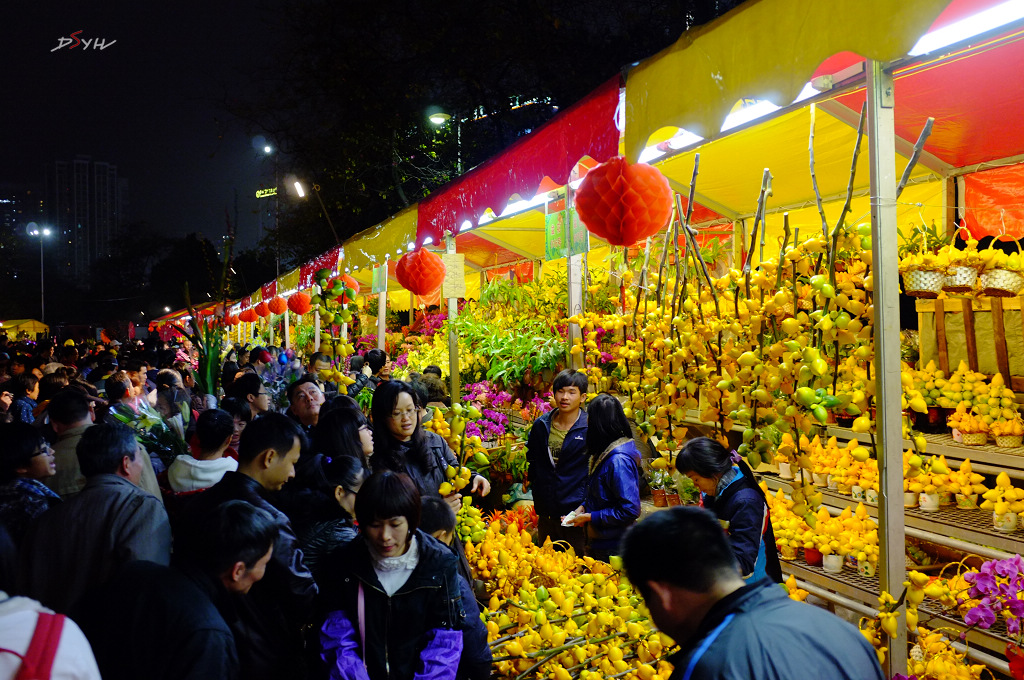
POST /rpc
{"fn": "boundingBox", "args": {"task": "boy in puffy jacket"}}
[420,496,492,680]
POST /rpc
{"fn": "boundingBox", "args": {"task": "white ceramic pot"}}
[994,511,1019,534]
[956,493,978,509]
[822,554,844,574]
[919,492,941,512]
[812,472,828,487]
[857,559,876,578]
[851,485,866,501]
[865,488,878,505]
[778,462,794,480]
[827,474,838,491]
[904,492,919,508]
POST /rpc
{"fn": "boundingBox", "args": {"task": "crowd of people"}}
[0,333,883,680]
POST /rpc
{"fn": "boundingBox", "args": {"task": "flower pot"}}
[812,472,828,487]
[919,492,941,512]
[803,547,823,567]
[837,484,852,496]
[865,488,879,505]
[914,406,946,434]
[779,545,798,561]
[857,559,876,578]
[665,492,681,507]
[961,432,988,446]
[940,491,955,506]
[996,435,1023,448]
[904,491,920,508]
[834,413,856,429]
[827,474,838,491]
[778,462,794,480]
[956,493,979,509]
[851,485,866,502]
[652,489,667,507]
[822,554,844,574]
[994,511,1019,533]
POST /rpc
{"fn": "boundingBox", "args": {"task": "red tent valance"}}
[261,281,277,300]
[300,246,343,289]
[416,76,622,247]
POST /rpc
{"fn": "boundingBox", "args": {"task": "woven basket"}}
[902,268,944,298]
[942,265,978,294]
[995,434,1023,448]
[979,269,1024,297]
[961,432,988,446]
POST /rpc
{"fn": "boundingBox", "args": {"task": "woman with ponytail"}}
[674,437,782,583]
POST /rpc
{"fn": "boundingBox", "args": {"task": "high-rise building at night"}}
[44,156,127,280]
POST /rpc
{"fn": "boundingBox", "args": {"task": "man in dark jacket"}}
[20,422,172,612]
[72,500,278,680]
[621,507,885,680]
[525,369,589,553]
[176,412,317,680]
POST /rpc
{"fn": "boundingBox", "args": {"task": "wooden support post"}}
[445,233,460,402]
[314,310,321,352]
[934,299,948,374]
[962,298,979,372]
[992,297,1011,382]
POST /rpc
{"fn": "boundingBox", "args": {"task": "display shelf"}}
[780,559,1012,657]
[763,474,1024,554]
[826,426,1024,472]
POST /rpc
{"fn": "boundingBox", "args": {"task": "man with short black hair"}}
[20,423,172,612]
[73,500,279,680]
[45,388,95,496]
[621,507,884,680]
[285,375,324,432]
[526,368,590,552]
[226,373,271,420]
[176,413,316,680]
[167,408,238,493]
[364,348,389,387]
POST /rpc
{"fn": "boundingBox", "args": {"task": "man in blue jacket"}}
[525,369,589,554]
[621,507,885,680]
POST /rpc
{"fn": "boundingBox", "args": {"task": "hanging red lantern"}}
[239,308,258,323]
[336,274,361,304]
[225,314,239,326]
[396,249,446,296]
[288,291,313,315]
[267,296,287,315]
[574,155,673,246]
[253,302,269,318]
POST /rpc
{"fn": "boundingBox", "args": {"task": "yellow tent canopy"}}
[1,319,49,336]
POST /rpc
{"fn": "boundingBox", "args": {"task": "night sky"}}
[2,1,278,249]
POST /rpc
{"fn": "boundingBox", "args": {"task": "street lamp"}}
[427,107,461,173]
[25,223,51,324]
[293,181,340,245]
[261,145,281,278]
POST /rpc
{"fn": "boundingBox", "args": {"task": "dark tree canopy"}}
[232,0,744,264]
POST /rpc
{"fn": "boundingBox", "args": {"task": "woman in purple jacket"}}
[567,393,641,561]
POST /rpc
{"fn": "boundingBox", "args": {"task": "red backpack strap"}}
[15,612,65,680]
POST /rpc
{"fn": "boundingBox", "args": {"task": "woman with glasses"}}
[0,421,60,545]
[371,381,490,509]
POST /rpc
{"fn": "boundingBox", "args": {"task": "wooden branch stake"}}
[743,168,773,298]
[809,103,830,241]
[896,117,935,198]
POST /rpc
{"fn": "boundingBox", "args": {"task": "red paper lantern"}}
[225,315,239,326]
[267,296,287,315]
[254,302,269,318]
[396,249,446,296]
[336,274,361,303]
[288,291,313,315]
[239,308,258,323]
[574,155,673,246]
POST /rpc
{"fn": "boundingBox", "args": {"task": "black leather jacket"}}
[319,530,465,680]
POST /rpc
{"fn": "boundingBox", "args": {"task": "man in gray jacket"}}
[20,422,172,612]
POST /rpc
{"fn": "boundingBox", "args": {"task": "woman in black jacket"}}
[319,471,466,680]
[371,381,489,505]
[675,437,782,583]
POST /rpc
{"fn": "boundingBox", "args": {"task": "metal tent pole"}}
[867,59,907,678]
